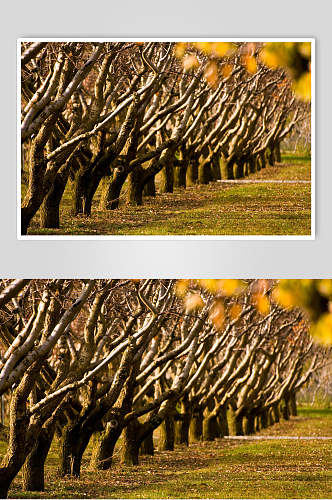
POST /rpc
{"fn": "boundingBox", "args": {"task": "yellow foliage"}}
[221,63,233,78]
[184,293,204,311]
[212,42,235,57]
[194,42,213,54]
[217,279,245,296]
[204,62,218,87]
[310,313,332,345]
[198,279,218,293]
[209,299,225,330]
[292,72,311,102]
[175,279,189,298]
[183,54,199,71]
[175,42,187,58]
[243,55,258,74]
[229,303,242,320]
[317,280,332,298]
[252,293,270,315]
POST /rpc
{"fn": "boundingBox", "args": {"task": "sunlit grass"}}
[22,154,312,236]
[1,407,331,498]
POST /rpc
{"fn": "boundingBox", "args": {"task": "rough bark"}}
[174,164,187,188]
[121,420,141,465]
[90,422,122,470]
[127,166,144,206]
[233,160,244,179]
[99,170,128,210]
[140,431,154,455]
[22,427,54,491]
[159,415,175,451]
[39,174,68,228]
[189,409,203,443]
[160,164,174,193]
[290,393,297,417]
[186,158,198,186]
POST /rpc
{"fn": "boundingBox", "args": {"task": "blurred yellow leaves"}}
[242,55,258,74]
[273,279,332,345]
[176,279,332,346]
[183,54,199,71]
[260,42,311,101]
[175,41,311,100]
[292,72,311,102]
[311,314,332,345]
[209,299,225,329]
[229,303,242,320]
[221,63,233,78]
[184,293,204,312]
[175,42,187,58]
[251,293,270,315]
[204,62,218,87]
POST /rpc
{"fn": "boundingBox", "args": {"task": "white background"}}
[1,0,329,278]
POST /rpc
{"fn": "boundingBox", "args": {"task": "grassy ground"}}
[24,154,312,236]
[1,407,331,499]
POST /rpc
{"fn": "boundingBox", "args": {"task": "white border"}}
[17,37,315,241]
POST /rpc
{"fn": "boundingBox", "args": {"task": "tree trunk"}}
[143,176,156,197]
[90,421,122,470]
[39,174,68,228]
[160,164,174,193]
[221,159,234,180]
[58,423,83,477]
[233,161,244,179]
[228,407,244,436]
[186,158,198,186]
[260,410,269,429]
[211,156,221,181]
[174,164,187,188]
[159,415,175,451]
[99,168,128,210]
[22,427,54,491]
[174,404,191,446]
[268,407,275,426]
[268,147,275,166]
[189,409,203,443]
[260,153,266,169]
[290,393,297,416]
[127,167,144,206]
[275,143,281,163]
[72,172,95,216]
[248,157,257,174]
[255,415,260,432]
[202,414,219,441]
[282,396,291,420]
[198,161,212,185]
[272,403,280,423]
[0,469,13,499]
[121,420,140,465]
[243,412,256,435]
[140,431,154,456]
[217,406,229,437]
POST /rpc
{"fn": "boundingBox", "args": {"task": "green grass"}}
[23,154,311,236]
[1,407,331,498]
